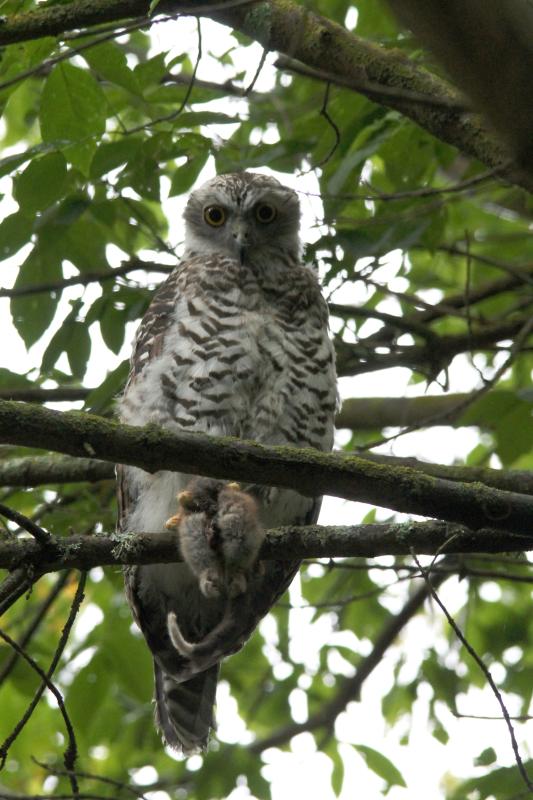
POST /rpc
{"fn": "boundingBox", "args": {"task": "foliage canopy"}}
[1,1,533,798]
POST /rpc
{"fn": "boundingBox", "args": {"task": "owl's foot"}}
[165,512,183,530]
[199,567,224,599]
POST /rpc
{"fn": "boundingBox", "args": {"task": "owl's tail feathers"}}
[153,660,219,754]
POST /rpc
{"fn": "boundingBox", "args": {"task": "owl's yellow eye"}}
[255,203,277,224]
[204,206,226,227]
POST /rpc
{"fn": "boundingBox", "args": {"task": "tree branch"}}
[1,521,532,575]
[0,0,529,189]
[336,314,533,377]
[0,259,173,299]
[2,449,532,499]
[0,455,113,486]
[386,0,533,170]
[1,400,533,534]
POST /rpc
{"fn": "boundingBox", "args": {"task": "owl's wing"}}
[124,268,181,388]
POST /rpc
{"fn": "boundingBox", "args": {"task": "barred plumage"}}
[118,172,337,753]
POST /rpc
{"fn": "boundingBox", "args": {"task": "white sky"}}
[0,12,529,800]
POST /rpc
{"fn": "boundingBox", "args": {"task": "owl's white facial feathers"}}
[183,172,301,263]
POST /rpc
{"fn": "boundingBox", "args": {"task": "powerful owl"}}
[117,172,337,753]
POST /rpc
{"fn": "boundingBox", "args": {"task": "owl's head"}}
[183,172,301,264]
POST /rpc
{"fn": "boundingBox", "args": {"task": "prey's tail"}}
[153,660,219,753]
[167,602,245,679]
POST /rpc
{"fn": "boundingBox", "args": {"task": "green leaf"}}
[82,41,141,95]
[169,150,209,196]
[84,360,130,414]
[40,63,107,175]
[353,745,407,790]
[0,212,33,260]
[14,152,68,213]
[10,247,62,348]
[475,747,497,766]
[66,321,91,379]
[90,138,143,178]
[326,742,345,796]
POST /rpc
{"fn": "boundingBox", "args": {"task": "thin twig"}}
[33,759,151,800]
[313,82,341,168]
[244,45,268,95]
[122,16,203,134]
[0,259,173,299]
[412,553,533,794]
[0,571,72,685]
[0,572,86,795]
[0,503,55,548]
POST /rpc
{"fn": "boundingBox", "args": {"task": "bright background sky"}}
[0,11,525,800]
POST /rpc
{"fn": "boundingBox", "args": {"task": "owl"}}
[118,171,337,754]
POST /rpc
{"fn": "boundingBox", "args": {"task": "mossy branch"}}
[1,400,533,535]
[2,451,533,501]
[0,0,528,189]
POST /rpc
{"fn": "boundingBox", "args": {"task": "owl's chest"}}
[123,268,336,451]
[158,302,297,435]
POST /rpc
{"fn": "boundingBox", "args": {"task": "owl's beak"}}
[231,221,250,264]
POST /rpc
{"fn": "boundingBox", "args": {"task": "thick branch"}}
[0,0,529,189]
[1,400,533,535]
[1,522,531,574]
[0,455,113,486]
[363,453,533,497]
[2,451,532,499]
[386,0,533,168]
[0,388,520,434]
[337,393,474,430]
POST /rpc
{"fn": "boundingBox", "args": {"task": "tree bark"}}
[0,0,529,189]
[1,400,533,535]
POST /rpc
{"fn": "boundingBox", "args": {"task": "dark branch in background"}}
[0,571,72,686]
[0,258,173,299]
[0,567,37,616]
[0,573,86,798]
[359,260,533,343]
[0,503,55,548]
[0,455,113,485]
[336,313,533,377]
[3,400,533,534]
[1,522,532,577]
[413,553,533,793]
[0,0,529,190]
[250,563,450,752]
[336,393,480,430]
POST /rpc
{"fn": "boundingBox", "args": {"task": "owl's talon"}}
[165,513,182,530]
